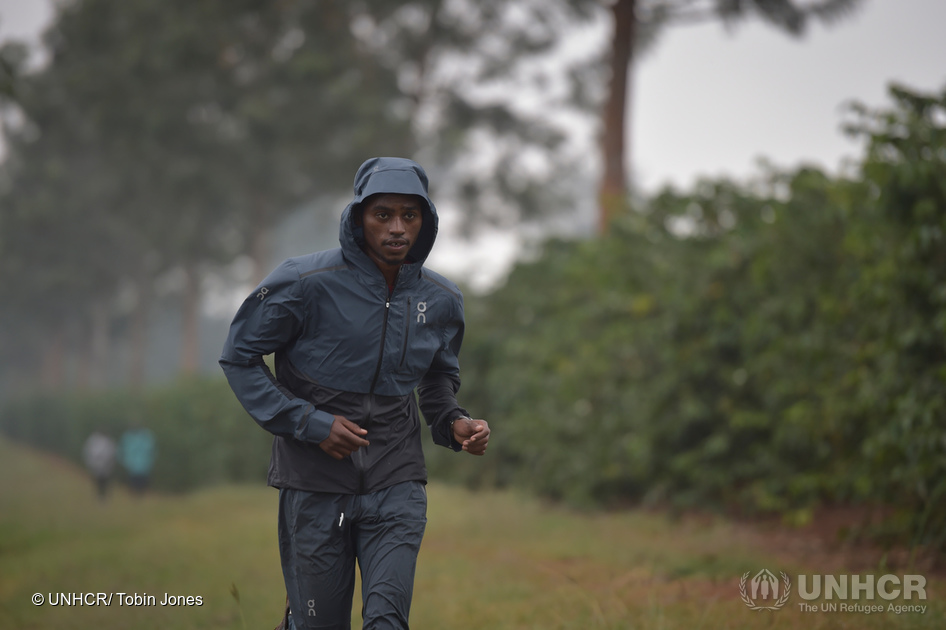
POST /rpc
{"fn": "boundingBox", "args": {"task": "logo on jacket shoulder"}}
[416,301,427,324]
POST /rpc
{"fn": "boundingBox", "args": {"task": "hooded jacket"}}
[220,157,469,494]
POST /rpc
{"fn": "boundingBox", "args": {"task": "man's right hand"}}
[319,416,369,460]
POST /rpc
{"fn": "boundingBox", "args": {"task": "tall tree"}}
[0,43,20,100]
[1,0,420,385]
[345,0,601,232]
[597,0,865,233]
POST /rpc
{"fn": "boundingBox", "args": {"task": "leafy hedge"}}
[0,378,273,492]
[453,85,946,552]
[0,375,475,494]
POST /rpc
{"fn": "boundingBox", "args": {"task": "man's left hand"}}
[452,418,489,455]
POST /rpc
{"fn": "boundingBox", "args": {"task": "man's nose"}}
[390,216,405,234]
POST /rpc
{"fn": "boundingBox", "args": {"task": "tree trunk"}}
[598,0,636,235]
[129,270,152,389]
[75,315,91,391]
[40,325,66,390]
[86,299,110,389]
[179,262,201,375]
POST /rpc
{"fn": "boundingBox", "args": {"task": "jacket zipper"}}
[399,297,412,368]
[359,285,394,494]
[368,297,391,394]
[353,396,374,495]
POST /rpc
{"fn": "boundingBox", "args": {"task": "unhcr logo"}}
[739,569,791,610]
[738,570,929,614]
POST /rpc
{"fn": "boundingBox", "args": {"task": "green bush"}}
[0,378,272,492]
[452,85,946,552]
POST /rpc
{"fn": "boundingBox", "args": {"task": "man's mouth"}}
[384,240,408,250]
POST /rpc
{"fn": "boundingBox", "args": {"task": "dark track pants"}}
[279,481,427,630]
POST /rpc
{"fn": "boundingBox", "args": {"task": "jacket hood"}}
[340,157,439,269]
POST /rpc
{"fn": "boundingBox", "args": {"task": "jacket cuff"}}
[438,408,469,452]
[297,407,335,443]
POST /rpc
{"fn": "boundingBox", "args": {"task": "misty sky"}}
[632,0,946,190]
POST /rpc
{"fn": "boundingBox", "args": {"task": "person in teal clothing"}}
[120,423,156,495]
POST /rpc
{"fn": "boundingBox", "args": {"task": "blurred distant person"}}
[220,157,490,630]
[120,422,155,495]
[82,430,116,502]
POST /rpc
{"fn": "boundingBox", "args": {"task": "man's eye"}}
[376,213,388,220]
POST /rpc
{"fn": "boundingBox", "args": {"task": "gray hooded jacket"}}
[220,157,469,494]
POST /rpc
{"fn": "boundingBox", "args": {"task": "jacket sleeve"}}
[417,292,470,452]
[219,259,335,443]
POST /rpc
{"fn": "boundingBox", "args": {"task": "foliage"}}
[590,0,865,232]
[0,0,870,387]
[455,83,946,551]
[0,0,586,389]
[0,0,428,381]
[841,83,946,550]
[2,84,943,556]
[0,378,272,492]
[0,40,25,100]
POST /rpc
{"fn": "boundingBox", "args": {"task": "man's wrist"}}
[450,416,470,435]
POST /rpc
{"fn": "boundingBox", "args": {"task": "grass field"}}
[0,436,942,629]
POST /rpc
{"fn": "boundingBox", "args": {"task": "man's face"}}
[357,193,425,271]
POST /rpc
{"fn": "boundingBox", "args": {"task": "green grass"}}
[0,436,942,629]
